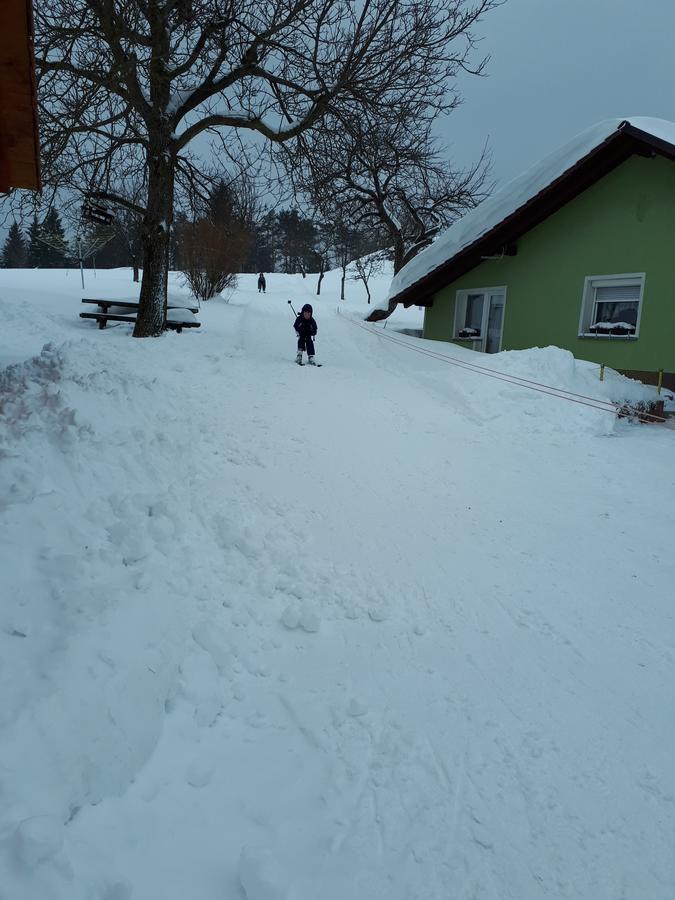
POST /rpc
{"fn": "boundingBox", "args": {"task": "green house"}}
[378,118,675,389]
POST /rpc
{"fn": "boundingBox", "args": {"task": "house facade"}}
[0,0,40,193]
[374,120,675,389]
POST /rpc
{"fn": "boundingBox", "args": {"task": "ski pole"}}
[287,300,298,316]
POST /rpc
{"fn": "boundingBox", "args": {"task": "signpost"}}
[34,199,119,290]
[77,199,118,288]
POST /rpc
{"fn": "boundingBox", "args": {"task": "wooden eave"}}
[393,121,675,310]
[0,0,41,193]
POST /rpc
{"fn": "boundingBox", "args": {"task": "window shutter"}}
[594,283,640,302]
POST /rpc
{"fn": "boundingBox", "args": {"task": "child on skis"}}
[294,303,318,365]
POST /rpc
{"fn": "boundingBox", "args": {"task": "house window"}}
[579,274,644,338]
[459,293,484,337]
[454,287,507,352]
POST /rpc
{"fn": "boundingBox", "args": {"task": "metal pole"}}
[78,238,85,290]
[164,224,170,327]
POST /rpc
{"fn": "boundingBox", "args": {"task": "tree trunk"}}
[132,257,139,283]
[134,144,175,337]
[316,260,325,295]
[392,234,406,275]
[340,265,346,301]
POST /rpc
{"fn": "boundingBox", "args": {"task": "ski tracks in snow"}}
[21,286,675,900]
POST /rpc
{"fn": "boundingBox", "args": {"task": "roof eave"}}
[390,123,674,308]
[26,0,41,192]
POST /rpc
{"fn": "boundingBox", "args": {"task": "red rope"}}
[345,315,675,430]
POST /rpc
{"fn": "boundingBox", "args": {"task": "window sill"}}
[578,333,638,340]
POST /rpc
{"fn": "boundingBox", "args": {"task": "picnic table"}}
[80,296,200,333]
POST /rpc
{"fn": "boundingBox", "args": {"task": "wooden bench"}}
[80,310,137,329]
[82,297,199,313]
[80,298,200,333]
[165,308,200,333]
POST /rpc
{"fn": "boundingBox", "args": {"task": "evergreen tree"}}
[1,222,27,268]
[26,210,71,268]
[39,208,71,267]
[27,215,44,267]
[276,209,318,274]
[244,210,275,273]
[208,180,237,225]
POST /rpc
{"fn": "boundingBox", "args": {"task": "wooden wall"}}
[0,0,40,192]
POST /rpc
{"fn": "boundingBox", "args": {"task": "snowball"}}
[186,761,214,788]
[280,606,300,630]
[367,606,388,622]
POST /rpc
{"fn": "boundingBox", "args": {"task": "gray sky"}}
[3,0,674,245]
[443,0,675,187]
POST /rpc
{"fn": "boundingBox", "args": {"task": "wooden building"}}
[0,0,40,193]
[380,119,675,388]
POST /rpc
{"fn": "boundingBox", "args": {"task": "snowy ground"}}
[1,266,674,900]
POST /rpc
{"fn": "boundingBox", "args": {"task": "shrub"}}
[178,218,250,301]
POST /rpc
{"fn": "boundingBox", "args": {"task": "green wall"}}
[423,155,675,374]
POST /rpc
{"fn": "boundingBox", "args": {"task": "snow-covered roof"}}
[379,117,675,312]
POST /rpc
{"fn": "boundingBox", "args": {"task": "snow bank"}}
[352,319,659,438]
[487,343,656,407]
[0,335,195,895]
[1,269,674,900]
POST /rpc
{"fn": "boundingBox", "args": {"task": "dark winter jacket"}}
[257,275,266,290]
[294,314,317,338]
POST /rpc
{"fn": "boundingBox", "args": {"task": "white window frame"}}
[453,286,507,352]
[578,273,645,339]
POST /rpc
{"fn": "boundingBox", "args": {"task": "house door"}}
[485,293,505,353]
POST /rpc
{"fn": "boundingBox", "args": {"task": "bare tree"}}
[285,107,491,277]
[177,175,254,300]
[178,218,249,300]
[313,223,335,296]
[352,247,389,304]
[329,219,363,301]
[35,0,499,337]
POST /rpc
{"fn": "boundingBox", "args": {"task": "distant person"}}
[294,303,318,365]
[257,273,266,293]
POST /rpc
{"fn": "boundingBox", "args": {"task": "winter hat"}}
[302,303,313,313]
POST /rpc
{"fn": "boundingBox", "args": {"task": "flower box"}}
[588,322,635,336]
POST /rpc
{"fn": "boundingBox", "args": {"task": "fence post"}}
[599,364,605,382]
[657,369,664,395]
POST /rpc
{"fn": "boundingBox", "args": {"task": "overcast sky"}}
[3,0,674,244]
[443,0,675,187]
